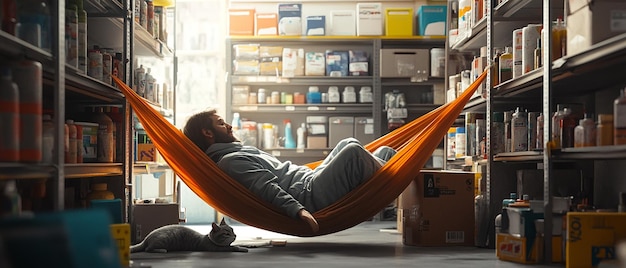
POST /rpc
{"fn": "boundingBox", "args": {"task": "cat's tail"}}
[130,242,145,253]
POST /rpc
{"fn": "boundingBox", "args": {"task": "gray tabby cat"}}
[130,219,248,253]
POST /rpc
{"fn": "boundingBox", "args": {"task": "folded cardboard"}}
[399,170,475,246]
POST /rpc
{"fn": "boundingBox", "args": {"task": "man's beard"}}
[214,130,238,143]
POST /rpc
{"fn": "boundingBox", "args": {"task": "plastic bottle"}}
[504,111,513,152]
[551,104,567,149]
[146,0,154,35]
[614,88,626,145]
[491,112,505,155]
[41,114,54,163]
[447,127,456,159]
[65,4,78,68]
[262,123,274,149]
[498,46,513,83]
[93,107,114,162]
[1,180,21,216]
[140,0,147,29]
[145,68,156,101]
[536,113,544,149]
[560,108,576,148]
[65,120,77,163]
[16,0,51,51]
[527,112,539,150]
[134,64,146,97]
[306,86,321,104]
[552,18,567,61]
[359,86,373,103]
[283,120,296,149]
[257,88,266,104]
[75,0,87,73]
[574,113,596,148]
[102,48,113,85]
[328,86,340,103]
[342,86,356,103]
[0,67,19,162]
[455,127,466,158]
[296,123,307,149]
[533,38,542,69]
[13,60,43,162]
[596,114,613,146]
[88,47,103,81]
[511,107,528,152]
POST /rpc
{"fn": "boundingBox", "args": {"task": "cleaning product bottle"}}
[284,119,296,149]
[0,67,19,162]
[296,123,307,149]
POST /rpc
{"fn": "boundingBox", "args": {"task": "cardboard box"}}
[278,3,302,36]
[132,203,180,243]
[349,50,369,76]
[329,10,356,36]
[329,116,354,148]
[282,48,304,77]
[399,170,475,246]
[566,0,626,56]
[306,15,325,36]
[305,52,326,76]
[380,48,429,78]
[497,233,563,264]
[417,5,447,36]
[110,223,131,267]
[357,2,383,36]
[229,9,255,36]
[385,8,414,36]
[325,50,349,77]
[137,143,155,161]
[566,212,626,268]
[256,13,278,36]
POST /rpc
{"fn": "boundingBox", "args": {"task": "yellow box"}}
[137,143,155,161]
[566,212,626,268]
[110,223,131,267]
[385,8,414,36]
[496,233,562,264]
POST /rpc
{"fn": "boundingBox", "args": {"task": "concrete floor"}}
[129,221,558,268]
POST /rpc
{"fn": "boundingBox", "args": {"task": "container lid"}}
[492,111,504,122]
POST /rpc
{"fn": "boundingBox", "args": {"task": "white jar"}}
[257,88,266,104]
[328,86,340,103]
[342,86,356,103]
[359,86,372,103]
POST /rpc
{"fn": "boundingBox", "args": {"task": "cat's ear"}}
[212,222,220,230]
[220,218,227,226]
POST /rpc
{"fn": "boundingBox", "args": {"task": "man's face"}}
[209,114,238,143]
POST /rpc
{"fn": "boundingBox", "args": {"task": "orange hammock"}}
[113,69,487,237]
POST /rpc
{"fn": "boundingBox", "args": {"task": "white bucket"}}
[430,48,445,77]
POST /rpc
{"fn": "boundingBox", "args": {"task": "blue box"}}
[306,15,325,35]
[325,50,349,77]
[417,5,447,36]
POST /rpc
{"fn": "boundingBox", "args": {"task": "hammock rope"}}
[113,69,487,237]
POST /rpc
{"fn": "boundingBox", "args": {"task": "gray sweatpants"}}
[307,138,397,212]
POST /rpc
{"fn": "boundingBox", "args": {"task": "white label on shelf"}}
[285,106,295,111]
[271,150,281,156]
[326,106,337,111]
[307,106,320,111]
[611,10,626,31]
[240,106,259,111]
[296,148,304,153]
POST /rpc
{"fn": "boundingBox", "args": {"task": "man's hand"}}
[298,209,319,233]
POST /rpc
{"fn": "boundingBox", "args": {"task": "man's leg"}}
[309,142,382,211]
[314,138,361,171]
[372,146,397,164]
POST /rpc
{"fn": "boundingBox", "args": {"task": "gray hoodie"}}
[205,142,314,218]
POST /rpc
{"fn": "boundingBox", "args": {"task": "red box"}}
[399,170,475,246]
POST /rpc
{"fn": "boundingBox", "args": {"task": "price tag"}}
[326,106,337,111]
[285,106,295,111]
[307,106,320,111]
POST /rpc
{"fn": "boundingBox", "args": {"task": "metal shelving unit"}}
[449,0,626,262]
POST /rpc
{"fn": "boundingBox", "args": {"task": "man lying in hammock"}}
[183,109,397,233]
